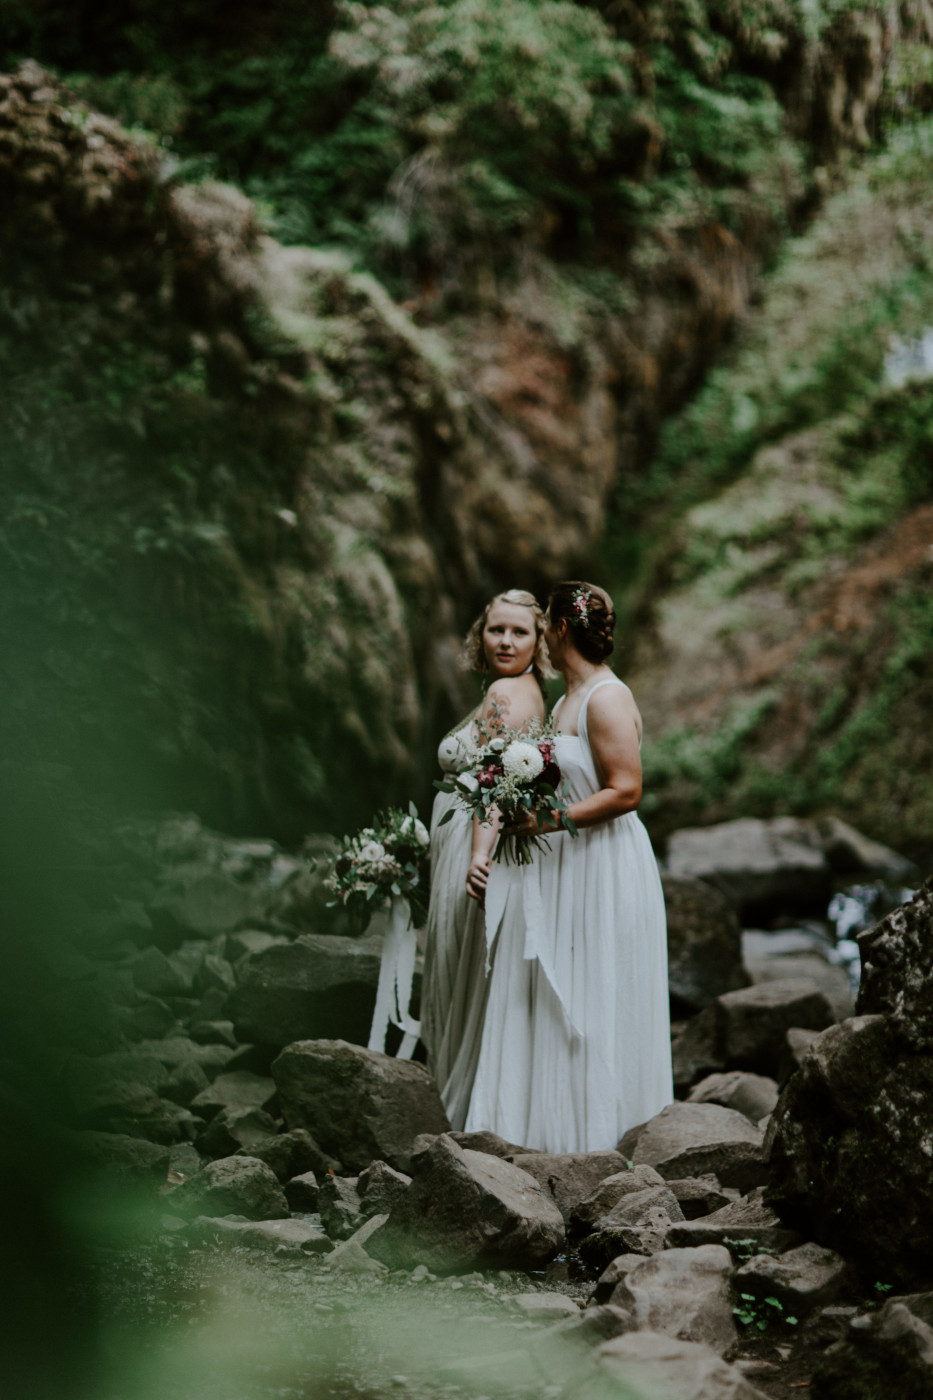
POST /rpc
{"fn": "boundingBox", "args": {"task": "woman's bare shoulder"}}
[587,678,642,735]
[482,675,545,728]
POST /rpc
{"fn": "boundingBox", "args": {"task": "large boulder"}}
[666,1188,801,1255]
[169,1154,289,1220]
[621,1102,766,1191]
[608,1244,738,1356]
[766,881,933,1287]
[365,1133,565,1272]
[662,875,750,1013]
[506,1151,630,1223]
[271,1039,449,1172]
[742,931,854,1022]
[687,1071,779,1124]
[813,1295,933,1400]
[227,935,383,1046]
[734,1241,849,1316]
[566,1331,771,1400]
[665,817,834,916]
[673,979,835,1088]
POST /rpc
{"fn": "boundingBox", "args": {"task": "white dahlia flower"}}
[358,840,386,863]
[502,741,544,781]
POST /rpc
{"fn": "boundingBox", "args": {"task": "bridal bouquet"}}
[323,803,431,933]
[435,720,576,865]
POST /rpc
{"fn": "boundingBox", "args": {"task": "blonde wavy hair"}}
[461,589,555,685]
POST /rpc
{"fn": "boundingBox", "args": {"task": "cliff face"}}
[628,123,933,858]
[0,0,929,836]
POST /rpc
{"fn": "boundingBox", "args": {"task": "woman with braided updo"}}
[465,581,673,1151]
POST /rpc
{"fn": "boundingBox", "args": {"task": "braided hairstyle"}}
[548,581,616,663]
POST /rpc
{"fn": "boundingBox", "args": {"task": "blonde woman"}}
[421,589,551,1129]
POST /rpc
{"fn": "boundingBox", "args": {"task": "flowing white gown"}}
[464,677,673,1152]
[420,720,491,1129]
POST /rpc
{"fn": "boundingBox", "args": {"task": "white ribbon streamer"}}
[484,860,582,1040]
[368,894,421,1059]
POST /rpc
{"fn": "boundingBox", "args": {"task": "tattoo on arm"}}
[478,693,511,740]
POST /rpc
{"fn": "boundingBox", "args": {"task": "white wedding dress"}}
[464,677,673,1152]
[420,718,491,1129]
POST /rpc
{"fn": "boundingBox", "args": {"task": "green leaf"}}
[437,808,455,826]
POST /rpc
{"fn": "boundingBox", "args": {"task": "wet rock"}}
[608,1244,738,1355]
[234,1127,339,1180]
[169,1154,289,1220]
[318,1174,363,1240]
[568,1330,771,1400]
[195,1106,279,1160]
[283,1170,319,1212]
[272,1039,449,1172]
[227,935,383,1046]
[813,1296,933,1399]
[666,817,833,916]
[506,1150,630,1223]
[190,1071,277,1119]
[735,1241,849,1315]
[365,1132,564,1272]
[687,1071,779,1124]
[357,1160,412,1218]
[663,874,750,1013]
[190,1215,331,1254]
[570,1165,666,1233]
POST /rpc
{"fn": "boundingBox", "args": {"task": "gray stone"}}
[766,998,933,1286]
[225,930,289,963]
[665,1175,736,1220]
[169,1154,289,1220]
[74,1130,171,1183]
[128,946,191,998]
[779,1025,823,1082]
[357,1160,411,1218]
[570,1330,771,1400]
[601,1184,685,1230]
[159,1058,211,1107]
[527,1306,635,1384]
[665,817,832,916]
[715,978,835,1077]
[283,1170,319,1212]
[507,1151,630,1224]
[570,1165,666,1233]
[816,816,917,882]
[509,1292,580,1321]
[449,1129,539,1156]
[365,1133,564,1272]
[743,948,854,1022]
[71,1080,199,1145]
[857,878,933,1050]
[134,1037,236,1074]
[663,874,750,1013]
[190,1071,277,1119]
[608,1245,738,1356]
[234,1127,339,1181]
[323,1213,391,1274]
[687,1072,780,1124]
[624,1101,768,1192]
[227,935,384,1046]
[592,1253,649,1304]
[666,1189,803,1254]
[735,1241,849,1315]
[318,1174,363,1240]
[813,1296,933,1399]
[150,870,266,940]
[190,1215,331,1254]
[672,1006,726,1091]
[272,1039,449,1173]
[195,1106,279,1160]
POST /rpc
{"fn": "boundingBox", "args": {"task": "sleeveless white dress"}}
[464,677,673,1152]
[420,719,491,1129]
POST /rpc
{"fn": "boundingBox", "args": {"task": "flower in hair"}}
[572,587,591,627]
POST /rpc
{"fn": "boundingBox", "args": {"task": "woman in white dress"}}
[421,589,551,1128]
[465,581,673,1152]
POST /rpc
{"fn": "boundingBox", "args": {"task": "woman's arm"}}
[467,676,544,900]
[563,685,642,828]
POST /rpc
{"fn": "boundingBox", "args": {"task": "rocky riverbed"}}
[6,805,933,1400]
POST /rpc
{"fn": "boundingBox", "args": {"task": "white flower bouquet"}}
[324,802,431,933]
[435,719,577,865]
